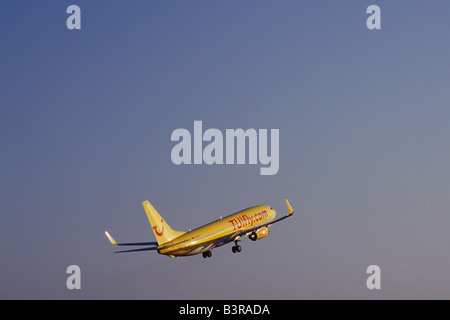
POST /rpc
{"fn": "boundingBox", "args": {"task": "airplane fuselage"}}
[157,205,276,257]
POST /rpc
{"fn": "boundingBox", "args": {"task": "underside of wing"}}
[105,231,158,253]
[114,246,158,253]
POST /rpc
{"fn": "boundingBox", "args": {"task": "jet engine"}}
[249,226,269,241]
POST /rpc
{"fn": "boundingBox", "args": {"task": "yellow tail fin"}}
[142,201,185,245]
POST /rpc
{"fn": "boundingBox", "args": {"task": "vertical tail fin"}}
[142,201,184,245]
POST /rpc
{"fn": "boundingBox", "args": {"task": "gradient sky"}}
[1,1,450,299]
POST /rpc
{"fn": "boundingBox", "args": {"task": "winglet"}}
[105,231,118,246]
[285,199,294,216]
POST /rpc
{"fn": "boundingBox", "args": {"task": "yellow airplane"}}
[105,199,294,258]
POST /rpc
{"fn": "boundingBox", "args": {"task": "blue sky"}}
[1,1,450,299]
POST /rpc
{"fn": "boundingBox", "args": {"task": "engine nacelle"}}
[249,226,269,241]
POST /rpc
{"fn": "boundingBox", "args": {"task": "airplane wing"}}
[104,231,158,247]
[113,246,158,253]
[262,198,294,227]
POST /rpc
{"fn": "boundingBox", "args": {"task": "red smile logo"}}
[153,219,165,236]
